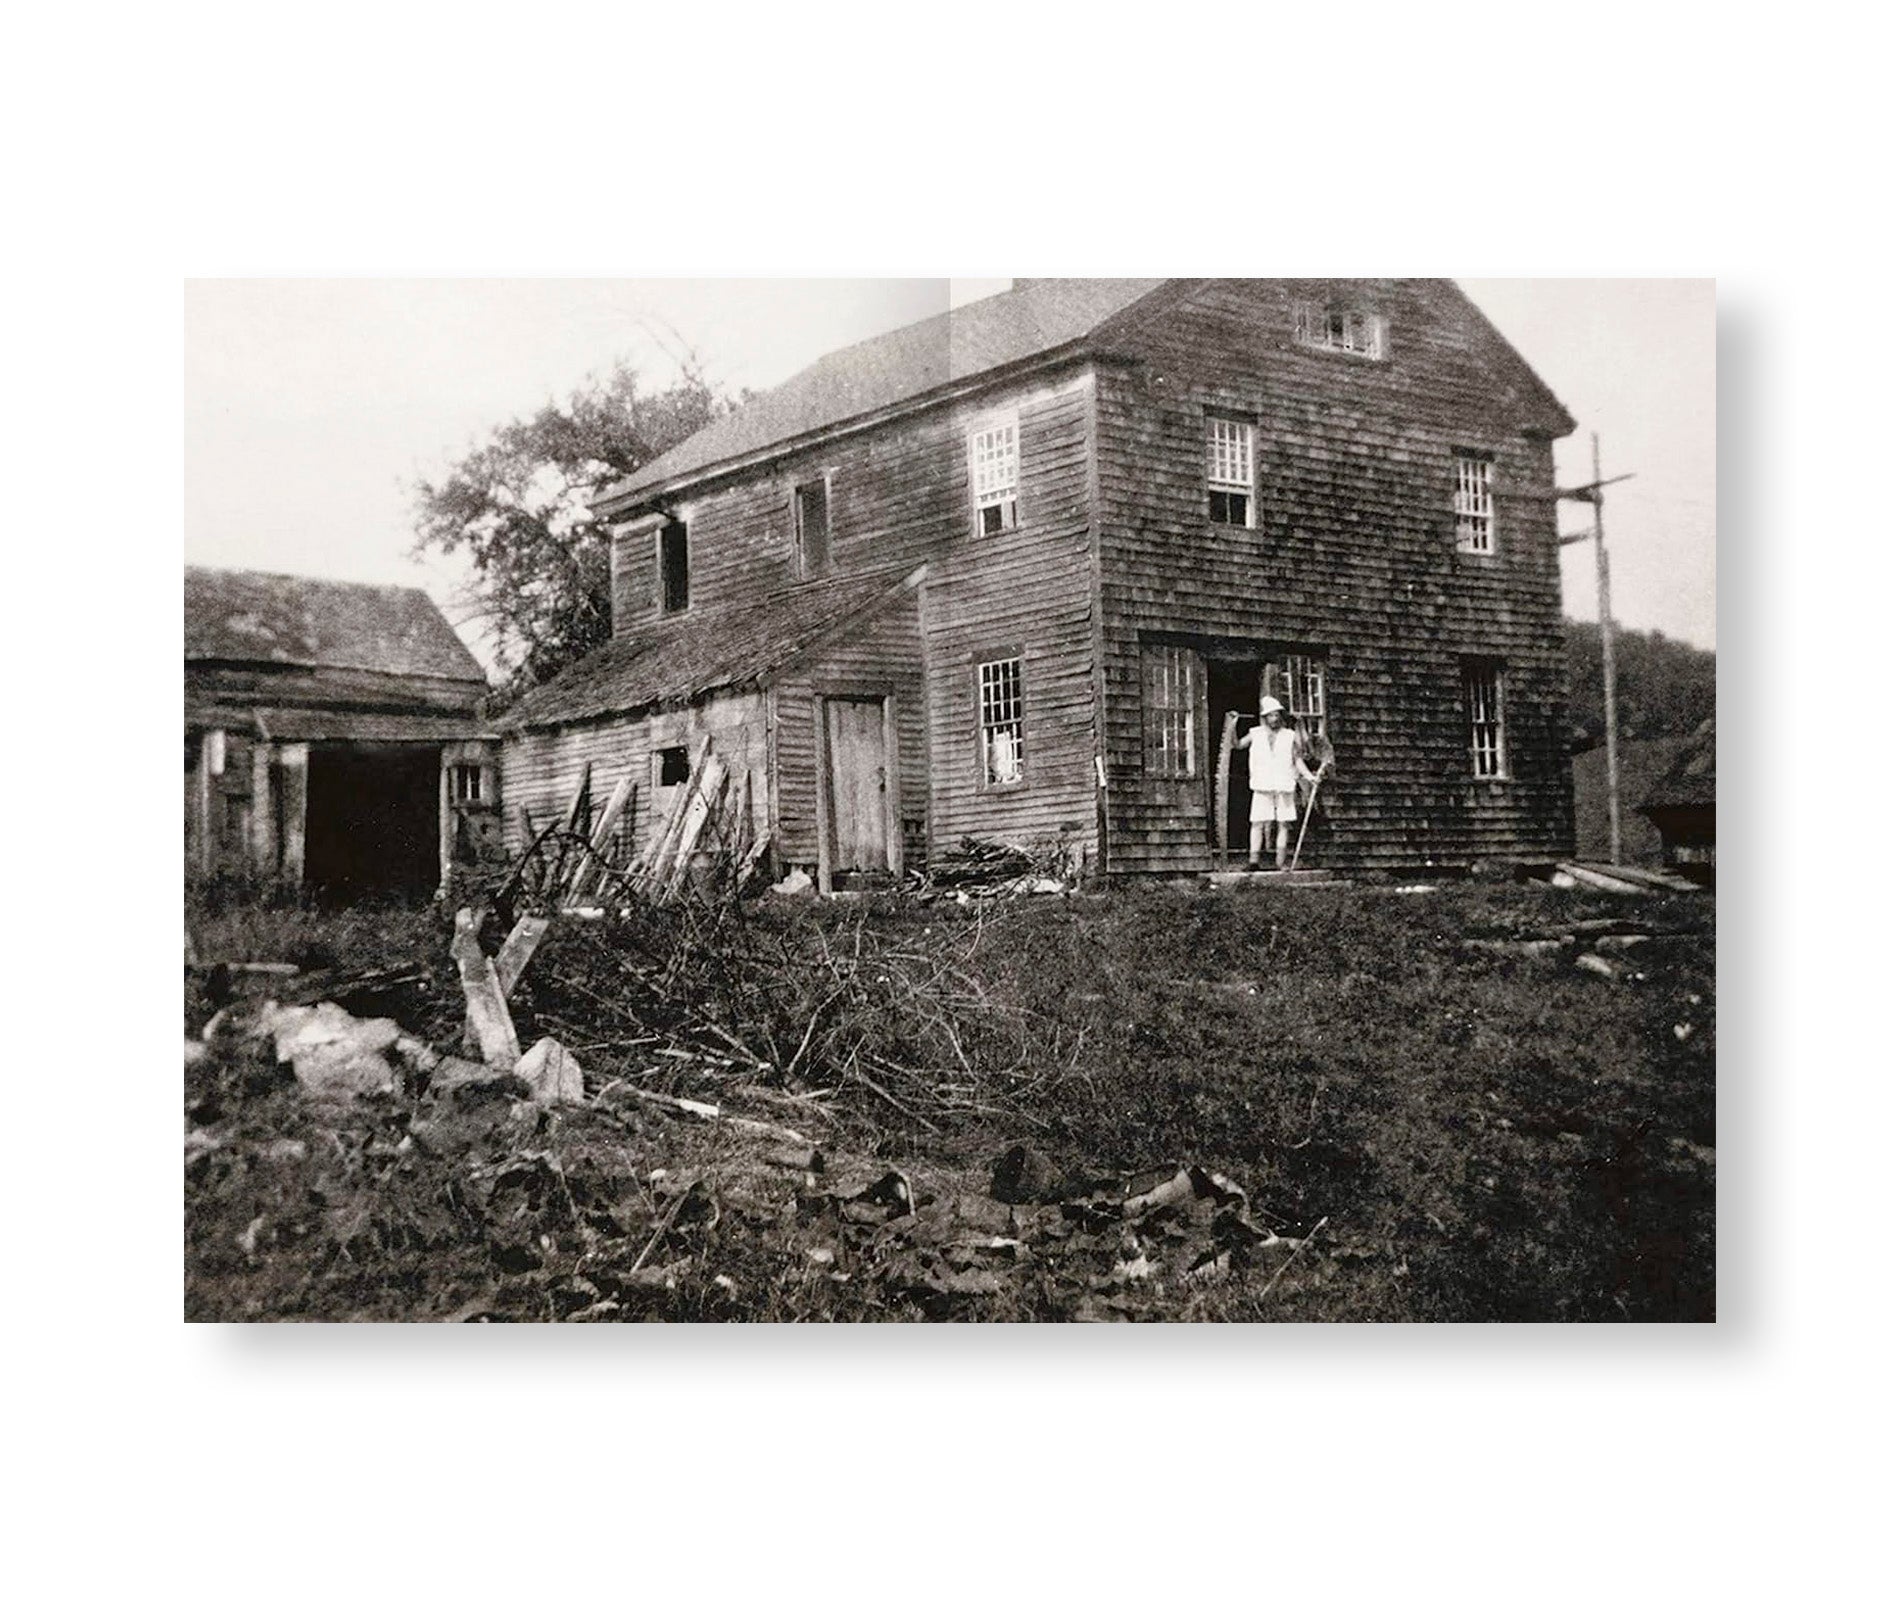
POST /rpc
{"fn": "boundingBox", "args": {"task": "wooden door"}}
[823,697,890,875]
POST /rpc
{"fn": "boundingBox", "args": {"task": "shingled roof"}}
[601,279,1170,507]
[501,566,925,731]
[185,567,486,684]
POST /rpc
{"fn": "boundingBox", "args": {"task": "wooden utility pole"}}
[1558,436,1635,864]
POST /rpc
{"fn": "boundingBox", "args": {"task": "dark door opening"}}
[1206,657,1268,859]
[304,743,441,905]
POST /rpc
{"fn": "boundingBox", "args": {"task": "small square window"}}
[657,745,689,787]
[1294,302,1387,359]
[1455,454,1495,555]
[450,762,485,804]
[971,419,1020,537]
[977,656,1024,786]
[1206,416,1256,527]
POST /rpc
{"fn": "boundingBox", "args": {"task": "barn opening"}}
[303,743,441,904]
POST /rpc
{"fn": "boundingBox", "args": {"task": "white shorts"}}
[1250,790,1297,824]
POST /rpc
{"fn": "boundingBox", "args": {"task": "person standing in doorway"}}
[1237,696,1317,870]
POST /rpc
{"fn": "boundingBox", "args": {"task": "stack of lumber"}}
[1557,860,1705,895]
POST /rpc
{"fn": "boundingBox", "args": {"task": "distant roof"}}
[1641,718,1716,812]
[602,279,1170,505]
[502,567,923,730]
[185,567,486,684]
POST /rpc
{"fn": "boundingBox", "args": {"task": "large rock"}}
[256,1001,399,1097]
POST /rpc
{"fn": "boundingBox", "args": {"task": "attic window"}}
[1294,303,1387,359]
[1206,416,1256,527]
[970,419,1020,536]
[657,746,690,787]
[795,478,830,578]
[659,519,689,614]
[1454,453,1495,555]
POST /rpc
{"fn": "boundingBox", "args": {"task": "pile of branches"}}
[521,894,1090,1140]
[908,835,1086,900]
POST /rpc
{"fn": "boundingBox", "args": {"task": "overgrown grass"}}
[185,881,1715,1321]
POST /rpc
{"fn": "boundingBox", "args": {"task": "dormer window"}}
[1206,416,1257,527]
[970,418,1020,536]
[1295,302,1387,359]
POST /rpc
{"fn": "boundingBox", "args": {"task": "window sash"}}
[971,421,1020,534]
[1464,662,1506,778]
[1274,653,1328,739]
[1455,456,1494,554]
[450,763,484,803]
[978,656,1024,786]
[1295,302,1386,358]
[1143,645,1200,778]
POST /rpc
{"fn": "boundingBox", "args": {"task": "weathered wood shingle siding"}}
[605,370,1101,863]
[1094,279,1574,872]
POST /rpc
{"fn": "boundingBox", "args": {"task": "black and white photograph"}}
[182,276,1716,1324]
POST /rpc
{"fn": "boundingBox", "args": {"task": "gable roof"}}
[185,566,486,684]
[1641,717,1716,812]
[601,279,1170,507]
[500,566,925,731]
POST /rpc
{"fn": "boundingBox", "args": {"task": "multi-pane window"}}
[1454,454,1495,554]
[1294,302,1387,359]
[795,478,830,577]
[1463,660,1507,779]
[659,519,689,613]
[1272,653,1328,740]
[1206,417,1256,527]
[450,762,485,804]
[978,656,1024,786]
[970,419,1020,536]
[1143,645,1201,778]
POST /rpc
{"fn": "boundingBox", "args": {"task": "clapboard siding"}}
[773,590,929,872]
[598,370,1099,866]
[1093,279,1574,873]
[500,691,769,862]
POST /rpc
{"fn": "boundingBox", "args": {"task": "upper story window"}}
[970,418,1020,536]
[1454,453,1495,554]
[1206,416,1257,527]
[978,655,1024,786]
[794,478,831,578]
[1463,659,1507,779]
[1294,302,1387,359]
[659,519,689,614]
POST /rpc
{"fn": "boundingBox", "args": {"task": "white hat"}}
[1259,695,1285,714]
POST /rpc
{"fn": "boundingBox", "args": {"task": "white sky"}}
[184,278,1716,659]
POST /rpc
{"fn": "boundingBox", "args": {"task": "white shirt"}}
[1243,723,1304,792]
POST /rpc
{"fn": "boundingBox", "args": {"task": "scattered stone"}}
[516,1037,586,1105]
[1673,1021,1695,1042]
[772,869,815,897]
[1575,953,1618,980]
[990,1144,1065,1204]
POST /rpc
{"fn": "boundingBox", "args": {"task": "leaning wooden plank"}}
[1559,861,1650,896]
[494,915,552,998]
[1582,860,1704,893]
[665,757,728,887]
[567,772,636,903]
[450,908,521,1068]
[639,737,713,876]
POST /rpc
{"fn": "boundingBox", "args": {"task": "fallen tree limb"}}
[609,1084,818,1149]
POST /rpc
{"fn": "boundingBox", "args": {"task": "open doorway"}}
[304,743,441,905]
[1205,657,1266,858]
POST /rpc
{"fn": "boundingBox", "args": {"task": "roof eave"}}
[594,342,1105,517]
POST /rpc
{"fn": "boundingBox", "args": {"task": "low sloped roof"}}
[602,279,1169,505]
[501,566,924,730]
[185,566,486,684]
[1641,718,1716,812]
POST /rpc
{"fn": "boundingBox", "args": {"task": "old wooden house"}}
[186,567,498,900]
[1640,716,1715,883]
[501,279,1577,883]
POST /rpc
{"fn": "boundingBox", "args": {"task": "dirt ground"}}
[184,879,1716,1322]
